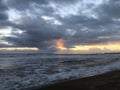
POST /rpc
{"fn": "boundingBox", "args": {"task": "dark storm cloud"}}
[56,0,120,47]
[5,16,65,50]
[0,12,8,20]
[1,0,120,50]
[0,1,7,18]
[97,0,120,19]
[0,0,8,11]
[51,0,79,4]
[0,0,8,22]
[0,0,12,29]
[6,0,48,10]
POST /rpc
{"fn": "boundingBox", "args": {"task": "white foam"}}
[47,60,120,83]
[0,54,120,90]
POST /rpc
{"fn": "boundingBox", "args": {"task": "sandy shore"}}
[24,70,120,90]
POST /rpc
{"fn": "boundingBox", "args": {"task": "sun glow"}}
[55,41,120,54]
[0,47,39,51]
[69,42,120,52]
[55,39,67,50]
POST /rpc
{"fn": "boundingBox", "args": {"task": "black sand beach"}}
[25,70,120,90]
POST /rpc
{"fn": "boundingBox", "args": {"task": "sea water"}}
[0,53,120,90]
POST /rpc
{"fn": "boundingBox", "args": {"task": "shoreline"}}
[24,70,120,90]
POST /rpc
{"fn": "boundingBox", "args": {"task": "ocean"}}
[0,53,120,90]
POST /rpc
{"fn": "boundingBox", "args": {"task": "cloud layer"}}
[0,0,120,52]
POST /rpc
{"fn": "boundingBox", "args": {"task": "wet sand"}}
[24,70,120,90]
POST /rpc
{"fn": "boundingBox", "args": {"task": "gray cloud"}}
[97,0,120,19]
[0,0,8,11]
[5,16,65,50]
[5,0,48,10]
[0,12,8,20]
[0,0,8,19]
[1,0,120,51]
[0,0,10,28]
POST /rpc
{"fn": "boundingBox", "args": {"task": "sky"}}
[0,0,120,54]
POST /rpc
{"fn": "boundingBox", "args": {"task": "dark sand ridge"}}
[22,70,120,90]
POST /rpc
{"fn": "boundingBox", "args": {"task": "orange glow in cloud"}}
[0,47,39,51]
[56,39,67,50]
